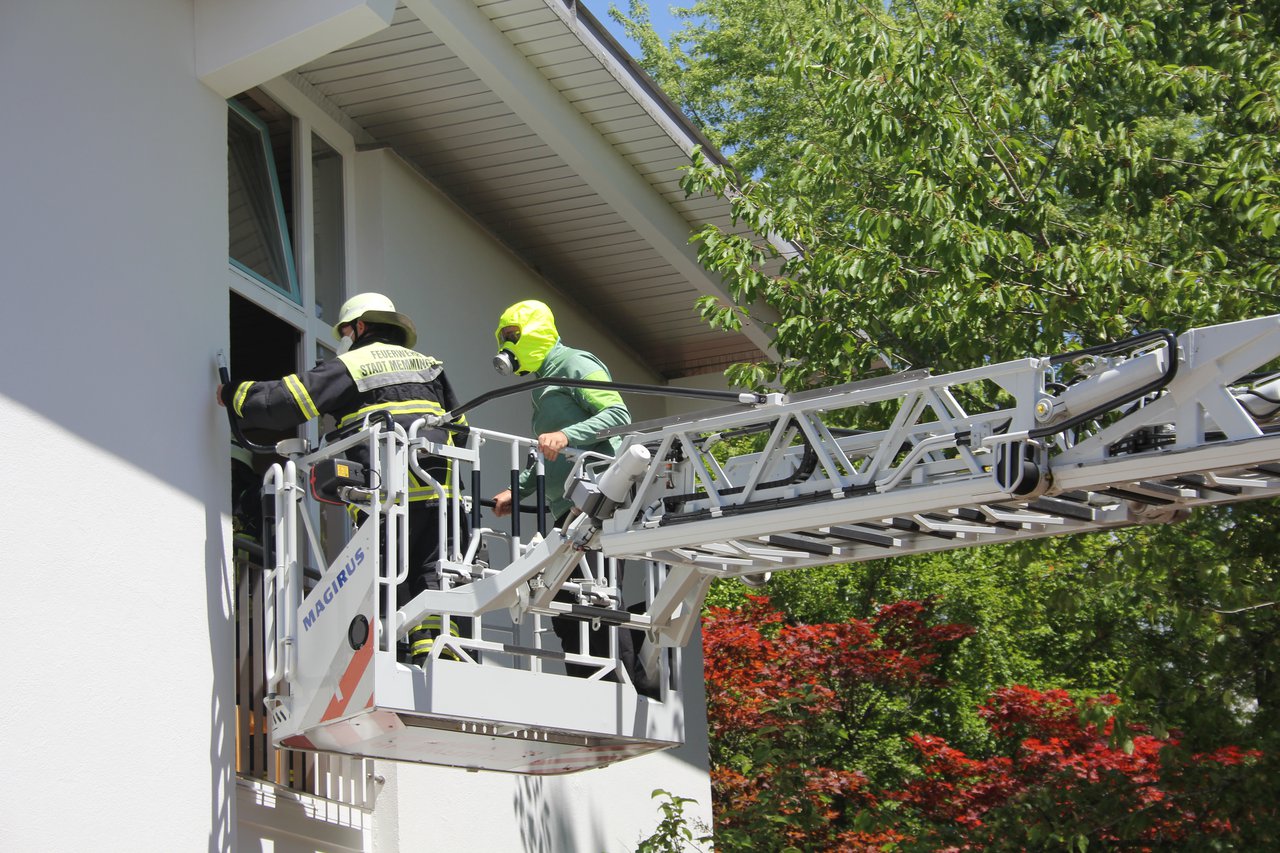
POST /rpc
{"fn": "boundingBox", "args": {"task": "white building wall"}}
[352,147,671,435]
[0,3,711,851]
[0,1,236,851]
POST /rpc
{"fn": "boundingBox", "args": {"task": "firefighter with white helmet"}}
[217,292,469,666]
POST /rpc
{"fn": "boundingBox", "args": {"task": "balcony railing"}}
[235,541,377,808]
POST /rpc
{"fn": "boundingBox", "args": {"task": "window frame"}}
[227,98,301,304]
[227,80,368,808]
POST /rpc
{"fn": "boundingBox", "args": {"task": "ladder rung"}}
[1030,496,1097,522]
[682,548,756,567]
[1101,486,1177,506]
[951,508,1021,530]
[982,504,1062,526]
[1171,474,1240,496]
[767,533,835,556]
[920,513,1004,535]
[889,517,957,539]
[824,525,902,548]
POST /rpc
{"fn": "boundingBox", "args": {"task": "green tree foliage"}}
[617,0,1280,747]
[615,0,1280,388]
[613,3,1280,845]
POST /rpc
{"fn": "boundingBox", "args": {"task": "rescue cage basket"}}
[257,417,685,775]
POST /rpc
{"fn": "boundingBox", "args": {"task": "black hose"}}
[447,377,767,422]
[218,362,276,455]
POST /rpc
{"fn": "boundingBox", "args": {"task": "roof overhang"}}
[199,0,778,379]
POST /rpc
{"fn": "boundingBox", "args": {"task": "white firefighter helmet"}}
[333,293,418,349]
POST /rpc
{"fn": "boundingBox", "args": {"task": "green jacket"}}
[519,341,630,519]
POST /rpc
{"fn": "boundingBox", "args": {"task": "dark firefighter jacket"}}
[221,334,468,500]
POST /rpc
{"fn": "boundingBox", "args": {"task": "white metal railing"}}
[255,417,676,743]
[234,543,377,807]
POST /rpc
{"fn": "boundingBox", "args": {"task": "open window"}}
[228,97,298,302]
[225,86,368,804]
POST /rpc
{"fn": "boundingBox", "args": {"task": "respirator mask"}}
[493,350,519,376]
[493,326,522,376]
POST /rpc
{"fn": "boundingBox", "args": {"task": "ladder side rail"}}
[609,433,680,532]
[614,343,1221,539]
[615,371,1018,523]
[1053,321,1280,466]
[801,411,864,486]
[671,397,920,511]
[1049,434,1280,495]
[736,418,800,501]
[611,478,1254,589]
[676,475,1280,575]
[675,432,728,514]
[603,474,1041,555]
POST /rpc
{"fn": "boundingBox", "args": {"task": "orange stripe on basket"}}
[320,627,375,723]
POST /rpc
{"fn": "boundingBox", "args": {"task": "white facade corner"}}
[196,0,396,98]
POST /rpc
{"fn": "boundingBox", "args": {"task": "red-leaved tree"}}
[704,595,974,851]
[898,686,1267,851]
[702,597,1275,851]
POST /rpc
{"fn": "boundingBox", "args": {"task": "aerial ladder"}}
[237,313,1280,775]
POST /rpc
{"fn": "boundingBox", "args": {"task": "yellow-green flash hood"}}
[495,300,559,375]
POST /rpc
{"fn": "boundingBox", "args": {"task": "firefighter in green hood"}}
[489,300,657,692]
[489,299,631,521]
